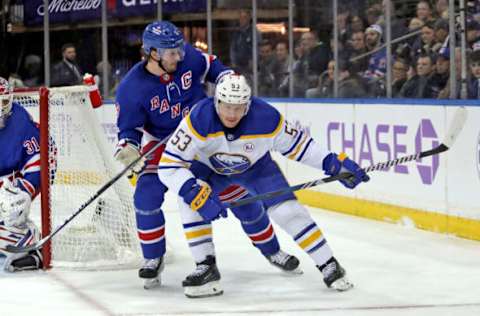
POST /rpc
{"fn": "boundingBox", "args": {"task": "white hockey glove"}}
[0,179,32,228]
[114,139,145,177]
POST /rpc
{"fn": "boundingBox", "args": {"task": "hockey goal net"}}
[13,86,142,269]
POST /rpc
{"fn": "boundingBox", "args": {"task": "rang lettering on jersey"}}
[209,153,251,175]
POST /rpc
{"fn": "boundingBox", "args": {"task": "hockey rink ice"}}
[2,202,480,316]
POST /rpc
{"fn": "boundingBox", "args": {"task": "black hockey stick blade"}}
[227,106,467,208]
[6,139,169,254]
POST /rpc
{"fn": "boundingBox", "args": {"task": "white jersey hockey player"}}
[158,74,370,297]
[0,77,43,272]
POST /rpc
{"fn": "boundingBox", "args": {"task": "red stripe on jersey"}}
[23,159,40,172]
[219,185,248,203]
[138,226,165,242]
[0,236,18,243]
[18,178,36,197]
[249,224,274,242]
[141,141,166,166]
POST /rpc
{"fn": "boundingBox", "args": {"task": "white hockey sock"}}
[268,200,333,266]
[178,198,216,263]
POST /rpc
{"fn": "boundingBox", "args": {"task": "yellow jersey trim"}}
[185,228,212,239]
[239,115,284,140]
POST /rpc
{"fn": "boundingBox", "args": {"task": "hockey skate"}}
[139,257,164,289]
[318,257,353,291]
[182,255,223,298]
[266,250,303,274]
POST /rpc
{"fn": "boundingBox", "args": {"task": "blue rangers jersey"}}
[116,43,233,146]
[158,97,330,195]
[0,103,41,197]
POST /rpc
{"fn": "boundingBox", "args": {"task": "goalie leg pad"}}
[5,250,43,272]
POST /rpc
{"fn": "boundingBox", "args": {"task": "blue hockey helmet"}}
[142,21,185,60]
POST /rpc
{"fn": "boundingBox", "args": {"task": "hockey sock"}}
[135,209,166,259]
[269,200,333,266]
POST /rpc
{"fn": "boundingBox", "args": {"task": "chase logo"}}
[209,153,251,175]
[415,119,439,185]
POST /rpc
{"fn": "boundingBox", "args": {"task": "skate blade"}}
[285,266,304,275]
[184,280,223,298]
[143,277,160,290]
[330,277,354,292]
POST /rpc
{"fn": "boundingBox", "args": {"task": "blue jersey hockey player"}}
[158,74,370,297]
[114,21,299,289]
[0,77,43,272]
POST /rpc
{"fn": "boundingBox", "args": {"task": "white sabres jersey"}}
[158,96,329,195]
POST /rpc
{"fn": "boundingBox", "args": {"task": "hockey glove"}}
[114,139,145,177]
[180,179,227,222]
[322,152,370,189]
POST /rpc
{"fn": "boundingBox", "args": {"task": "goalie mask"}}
[143,21,185,66]
[0,77,13,129]
[0,179,32,228]
[214,74,252,116]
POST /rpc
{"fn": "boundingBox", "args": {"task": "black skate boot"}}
[6,250,43,272]
[266,250,303,274]
[182,255,223,298]
[318,257,353,291]
[139,257,164,289]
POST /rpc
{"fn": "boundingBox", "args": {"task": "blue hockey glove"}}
[322,152,370,189]
[179,179,228,221]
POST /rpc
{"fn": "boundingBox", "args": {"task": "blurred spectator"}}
[429,48,450,98]
[350,15,365,34]
[51,43,83,87]
[416,1,435,23]
[412,22,437,58]
[271,41,290,97]
[366,5,382,26]
[392,59,409,97]
[468,50,480,98]
[364,24,387,79]
[433,19,449,52]
[292,31,330,96]
[257,40,275,96]
[466,17,480,51]
[409,17,425,32]
[229,9,260,77]
[306,60,334,98]
[399,53,435,98]
[438,47,462,98]
[348,31,369,74]
[337,59,369,98]
[23,54,43,87]
[435,0,449,18]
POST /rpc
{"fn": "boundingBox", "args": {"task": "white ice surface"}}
[1,205,480,316]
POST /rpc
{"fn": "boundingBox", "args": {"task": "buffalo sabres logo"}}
[209,153,251,175]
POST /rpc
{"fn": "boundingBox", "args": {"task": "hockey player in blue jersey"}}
[158,74,370,297]
[114,21,299,289]
[0,77,43,272]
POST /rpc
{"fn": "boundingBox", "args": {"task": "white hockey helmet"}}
[214,74,252,115]
[0,77,13,129]
[0,179,32,228]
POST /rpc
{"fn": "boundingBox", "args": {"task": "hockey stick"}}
[227,107,468,208]
[6,139,169,254]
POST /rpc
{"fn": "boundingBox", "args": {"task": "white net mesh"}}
[13,86,142,269]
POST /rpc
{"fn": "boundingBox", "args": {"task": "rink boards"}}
[95,100,480,241]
